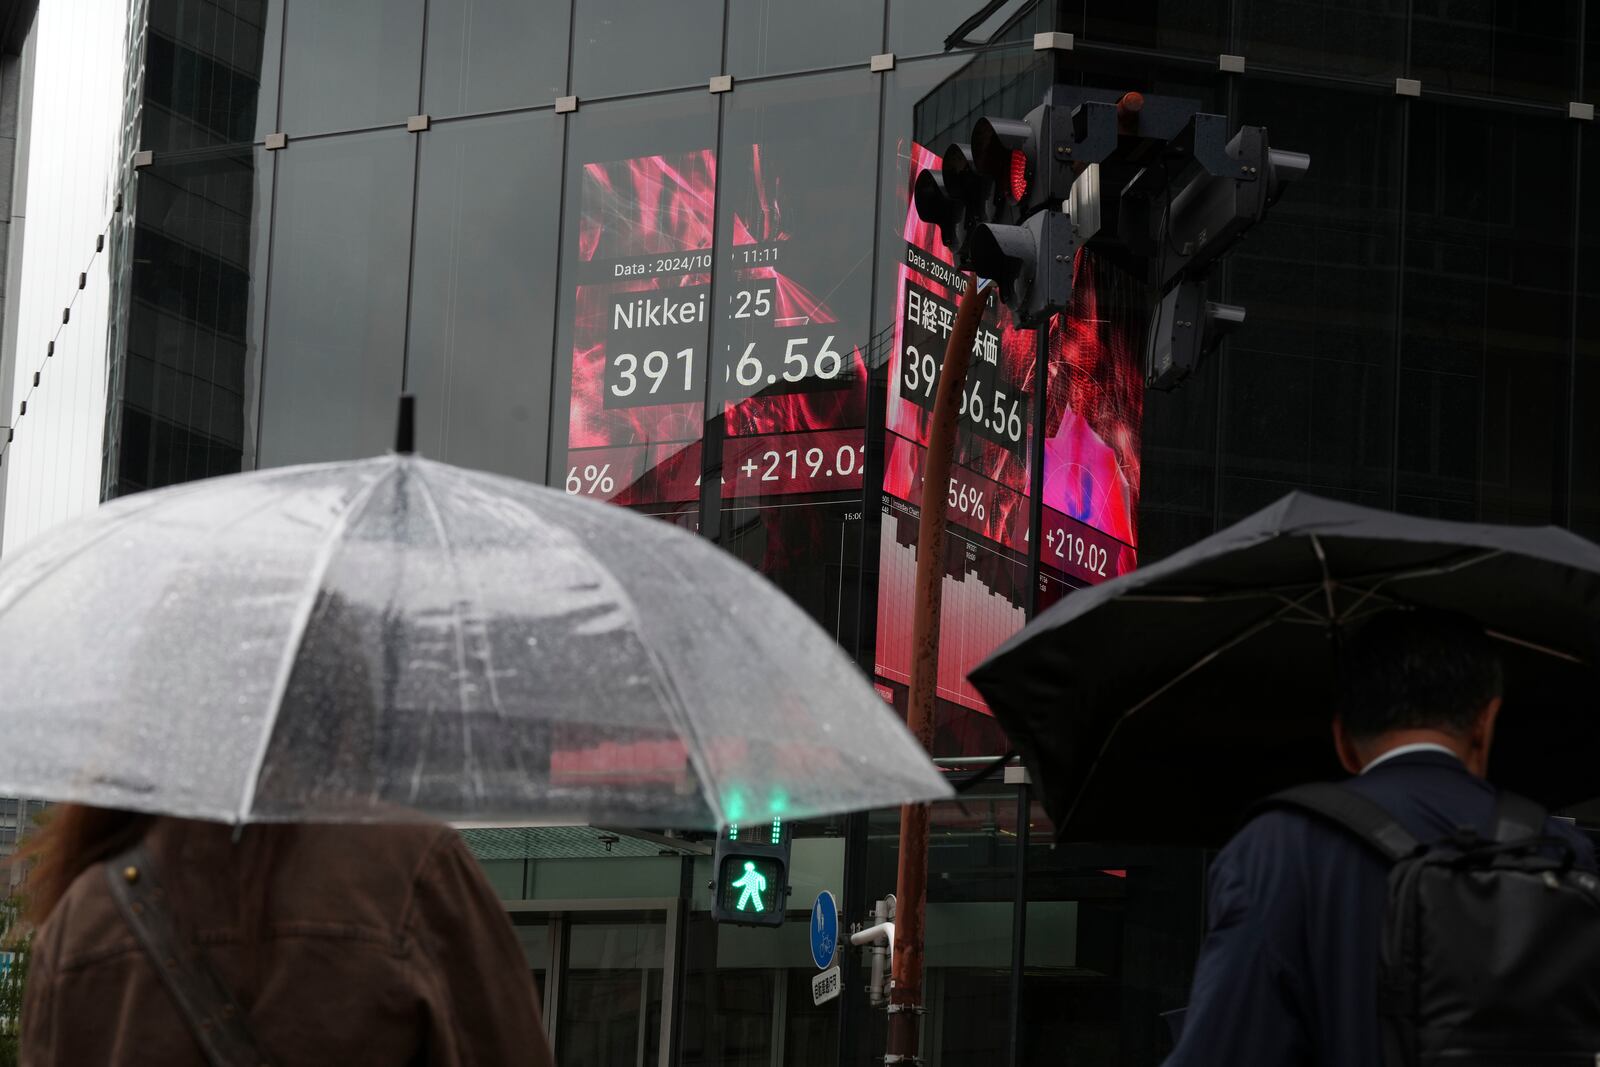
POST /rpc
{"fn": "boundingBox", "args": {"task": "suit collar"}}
[1362,749,1468,774]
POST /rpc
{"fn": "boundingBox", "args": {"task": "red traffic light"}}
[1009,149,1028,203]
[972,116,1033,207]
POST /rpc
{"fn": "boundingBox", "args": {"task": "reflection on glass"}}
[1237,0,1407,79]
[570,0,723,99]
[710,72,879,637]
[1216,81,1401,522]
[113,149,268,495]
[257,132,414,466]
[888,0,1034,56]
[280,0,424,134]
[1411,0,1579,104]
[1079,0,1227,55]
[424,0,569,116]
[408,111,563,481]
[1575,133,1600,540]
[725,0,884,77]
[1398,102,1573,523]
[549,94,719,527]
[515,918,551,1005]
[557,919,665,1067]
[1022,812,1208,1065]
[143,0,269,151]
[876,54,1046,755]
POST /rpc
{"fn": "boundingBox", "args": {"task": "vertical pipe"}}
[1025,309,1049,616]
[887,273,987,1062]
[1008,780,1031,1067]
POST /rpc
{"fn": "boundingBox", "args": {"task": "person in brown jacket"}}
[18,805,554,1066]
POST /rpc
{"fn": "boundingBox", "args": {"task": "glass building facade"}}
[0,0,1595,1064]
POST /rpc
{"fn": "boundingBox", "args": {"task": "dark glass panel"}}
[1412,0,1580,105]
[143,0,270,151]
[548,92,718,526]
[279,0,423,135]
[407,111,563,482]
[888,0,1036,58]
[1237,0,1407,80]
[1573,127,1600,539]
[1024,816,1208,1065]
[569,0,722,99]
[1219,83,1402,522]
[1059,60,1220,557]
[423,0,569,117]
[878,49,1048,757]
[556,917,665,1067]
[1399,102,1573,524]
[1078,0,1227,56]
[726,0,883,77]
[112,149,268,495]
[1588,5,1600,114]
[257,132,414,466]
[709,71,879,638]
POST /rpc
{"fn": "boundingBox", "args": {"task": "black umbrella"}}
[969,492,1600,846]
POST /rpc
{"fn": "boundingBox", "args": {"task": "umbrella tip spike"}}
[395,394,416,455]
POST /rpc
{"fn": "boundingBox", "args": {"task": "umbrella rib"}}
[1335,549,1506,622]
[0,479,199,617]
[1064,589,1322,831]
[409,464,531,797]
[1310,534,1338,623]
[1482,628,1584,664]
[1119,591,1335,625]
[234,461,400,824]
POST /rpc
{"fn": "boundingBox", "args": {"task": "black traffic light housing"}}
[711,822,792,926]
[913,85,1306,370]
[969,210,1078,329]
[1145,280,1246,390]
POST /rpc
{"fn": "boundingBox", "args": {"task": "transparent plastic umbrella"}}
[0,454,949,828]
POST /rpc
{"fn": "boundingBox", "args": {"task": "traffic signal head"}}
[912,143,995,268]
[971,116,1034,206]
[968,209,1078,329]
[710,827,791,926]
[1145,280,1245,390]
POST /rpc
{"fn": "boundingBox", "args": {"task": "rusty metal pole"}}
[887,273,988,1064]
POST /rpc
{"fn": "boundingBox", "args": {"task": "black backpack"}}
[1267,783,1600,1066]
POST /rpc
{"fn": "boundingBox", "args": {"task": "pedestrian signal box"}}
[711,820,791,927]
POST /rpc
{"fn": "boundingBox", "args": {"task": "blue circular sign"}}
[810,890,839,970]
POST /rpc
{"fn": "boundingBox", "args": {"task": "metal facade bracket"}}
[871,52,895,72]
[406,114,430,132]
[709,74,733,93]
[1033,30,1072,51]
[264,132,287,150]
[1570,101,1595,121]
[555,95,578,114]
[1219,53,1246,74]
[1395,78,1421,97]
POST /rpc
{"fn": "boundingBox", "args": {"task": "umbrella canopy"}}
[969,492,1600,845]
[0,454,949,828]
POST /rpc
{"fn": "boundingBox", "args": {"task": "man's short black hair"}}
[1336,608,1504,741]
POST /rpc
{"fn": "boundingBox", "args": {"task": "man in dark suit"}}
[1163,608,1596,1066]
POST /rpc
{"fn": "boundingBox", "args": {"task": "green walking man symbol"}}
[733,861,767,912]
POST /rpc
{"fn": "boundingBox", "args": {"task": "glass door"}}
[551,911,671,1067]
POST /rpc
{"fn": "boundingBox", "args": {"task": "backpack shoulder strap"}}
[1491,790,1548,844]
[104,842,275,1067]
[1259,782,1421,863]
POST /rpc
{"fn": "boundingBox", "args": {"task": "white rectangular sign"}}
[811,964,841,1006]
